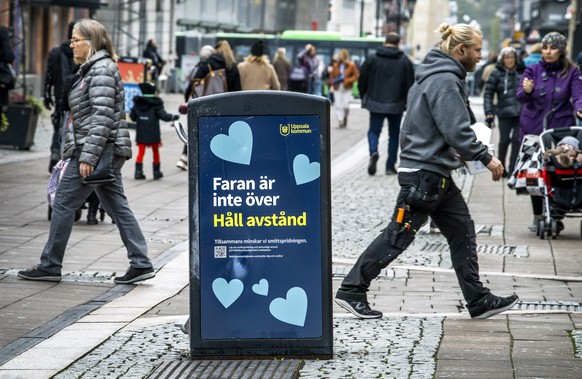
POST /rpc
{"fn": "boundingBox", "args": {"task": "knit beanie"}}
[139,82,157,96]
[541,32,567,54]
[251,40,264,57]
[557,136,580,150]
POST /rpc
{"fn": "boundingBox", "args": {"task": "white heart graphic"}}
[212,278,244,309]
[209,121,253,165]
[252,279,269,296]
[269,287,308,327]
[293,154,320,185]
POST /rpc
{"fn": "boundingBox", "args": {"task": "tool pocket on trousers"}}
[404,170,448,213]
[389,220,415,250]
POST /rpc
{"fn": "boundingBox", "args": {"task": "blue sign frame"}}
[188,92,332,358]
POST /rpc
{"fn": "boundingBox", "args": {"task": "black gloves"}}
[484,115,495,128]
[173,114,180,121]
[43,97,54,111]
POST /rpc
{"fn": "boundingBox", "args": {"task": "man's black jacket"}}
[359,45,415,114]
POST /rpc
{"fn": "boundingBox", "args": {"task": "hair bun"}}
[438,23,452,40]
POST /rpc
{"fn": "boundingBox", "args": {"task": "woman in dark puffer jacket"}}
[483,47,524,177]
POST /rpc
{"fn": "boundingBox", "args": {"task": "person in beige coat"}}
[238,40,280,91]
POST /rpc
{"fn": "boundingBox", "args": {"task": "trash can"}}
[176,91,333,359]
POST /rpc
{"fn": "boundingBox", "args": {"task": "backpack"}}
[288,65,308,93]
[191,64,227,97]
[289,65,307,81]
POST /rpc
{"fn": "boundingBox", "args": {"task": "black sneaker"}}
[18,266,62,282]
[114,267,155,284]
[468,293,519,319]
[367,152,379,176]
[335,298,383,319]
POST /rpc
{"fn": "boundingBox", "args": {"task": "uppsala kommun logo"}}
[280,123,290,136]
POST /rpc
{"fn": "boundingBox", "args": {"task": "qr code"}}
[214,246,227,258]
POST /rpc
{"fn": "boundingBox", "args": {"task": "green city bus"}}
[176,30,385,95]
[215,29,384,68]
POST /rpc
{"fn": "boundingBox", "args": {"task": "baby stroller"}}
[536,126,582,239]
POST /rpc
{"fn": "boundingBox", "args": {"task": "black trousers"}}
[49,111,62,161]
[497,116,520,174]
[337,171,490,308]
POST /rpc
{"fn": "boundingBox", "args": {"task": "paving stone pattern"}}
[9,96,582,377]
[55,316,443,379]
[299,317,443,378]
[53,324,189,379]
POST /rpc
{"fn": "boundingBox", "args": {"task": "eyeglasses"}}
[70,38,89,44]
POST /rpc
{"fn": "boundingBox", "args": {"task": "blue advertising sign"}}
[123,83,141,115]
[198,115,322,339]
[187,91,332,358]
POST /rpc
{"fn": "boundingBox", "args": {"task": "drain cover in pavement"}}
[515,301,582,313]
[421,242,528,257]
[147,359,304,379]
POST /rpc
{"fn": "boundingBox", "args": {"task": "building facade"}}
[174,0,329,34]
[407,0,449,61]
[2,0,460,97]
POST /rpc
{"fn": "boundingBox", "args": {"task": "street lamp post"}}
[396,0,402,34]
[360,0,365,37]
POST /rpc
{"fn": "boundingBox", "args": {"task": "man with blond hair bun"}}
[335,23,519,321]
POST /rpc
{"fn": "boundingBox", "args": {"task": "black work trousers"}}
[337,171,490,308]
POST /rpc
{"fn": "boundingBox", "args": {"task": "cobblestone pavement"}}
[3,95,582,378]
[56,316,443,379]
[53,320,190,379]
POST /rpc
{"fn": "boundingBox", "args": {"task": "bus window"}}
[177,30,384,90]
